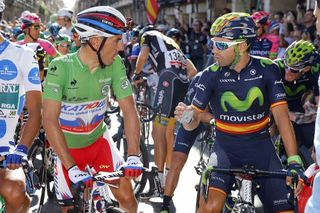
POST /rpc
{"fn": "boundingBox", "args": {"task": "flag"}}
[145,0,160,24]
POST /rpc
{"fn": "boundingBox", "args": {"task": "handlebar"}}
[207,165,287,178]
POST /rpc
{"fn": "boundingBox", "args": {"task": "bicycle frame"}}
[69,166,125,213]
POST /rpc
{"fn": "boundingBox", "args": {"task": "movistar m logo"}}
[284,85,306,96]
[221,87,264,112]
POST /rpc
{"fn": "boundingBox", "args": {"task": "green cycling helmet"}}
[210,12,257,43]
[284,40,318,71]
[54,34,71,45]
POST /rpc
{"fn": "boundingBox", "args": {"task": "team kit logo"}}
[59,100,106,133]
[217,87,268,134]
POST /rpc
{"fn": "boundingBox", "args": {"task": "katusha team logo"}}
[59,100,106,133]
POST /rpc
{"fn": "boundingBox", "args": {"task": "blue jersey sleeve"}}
[131,44,140,58]
[264,63,287,107]
[191,68,216,111]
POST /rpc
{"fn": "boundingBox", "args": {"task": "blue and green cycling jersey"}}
[191,56,287,143]
[274,59,319,113]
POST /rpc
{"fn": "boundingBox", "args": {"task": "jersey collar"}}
[75,51,90,72]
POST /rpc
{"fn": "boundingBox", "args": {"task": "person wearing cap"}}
[54,34,71,55]
[0,0,42,212]
[57,8,74,37]
[175,12,304,213]
[305,1,320,212]
[43,6,142,213]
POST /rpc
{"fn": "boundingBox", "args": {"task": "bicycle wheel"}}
[195,175,202,213]
[133,138,149,197]
[45,146,56,199]
[28,139,47,211]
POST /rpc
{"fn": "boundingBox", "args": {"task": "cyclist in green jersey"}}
[43,6,142,213]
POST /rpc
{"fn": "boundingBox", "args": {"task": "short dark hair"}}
[318,0,320,9]
[275,11,284,19]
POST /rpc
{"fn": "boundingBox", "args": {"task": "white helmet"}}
[20,10,31,20]
[57,8,73,19]
[74,6,127,39]
[0,0,5,13]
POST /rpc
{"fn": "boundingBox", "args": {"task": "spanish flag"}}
[145,0,160,24]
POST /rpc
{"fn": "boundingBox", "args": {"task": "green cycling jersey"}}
[43,52,132,148]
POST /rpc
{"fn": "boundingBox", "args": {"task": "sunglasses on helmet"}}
[211,40,245,51]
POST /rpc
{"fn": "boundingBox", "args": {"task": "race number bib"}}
[164,49,187,69]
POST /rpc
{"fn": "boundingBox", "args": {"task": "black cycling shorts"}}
[153,68,189,119]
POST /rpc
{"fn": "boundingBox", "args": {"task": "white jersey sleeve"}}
[0,40,41,147]
[19,46,42,92]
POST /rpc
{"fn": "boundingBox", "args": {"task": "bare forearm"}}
[274,111,298,156]
[135,56,148,73]
[44,120,75,169]
[19,112,41,148]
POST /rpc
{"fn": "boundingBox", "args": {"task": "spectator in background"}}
[303,9,317,42]
[57,8,74,37]
[301,28,313,41]
[180,18,207,71]
[69,27,81,53]
[278,11,300,58]
[54,34,71,55]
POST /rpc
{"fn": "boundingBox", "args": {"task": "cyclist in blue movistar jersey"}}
[0,1,42,212]
[274,40,319,150]
[175,12,305,213]
[305,1,320,212]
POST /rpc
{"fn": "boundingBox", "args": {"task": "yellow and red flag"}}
[145,0,160,24]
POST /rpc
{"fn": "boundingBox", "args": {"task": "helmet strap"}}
[230,45,240,69]
[27,28,37,42]
[87,37,107,69]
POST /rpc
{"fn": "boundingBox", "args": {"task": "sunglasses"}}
[285,64,304,73]
[32,25,40,30]
[211,40,245,51]
[59,43,70,48]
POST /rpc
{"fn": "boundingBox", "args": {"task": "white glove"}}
[122,155,144,178]
[67,165,92,187]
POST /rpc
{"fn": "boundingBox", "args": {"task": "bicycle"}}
[133,76,153,142]
[67,165,126,213]
[200,165,298,213]
[194,123,216,211]
[27,127,56,212]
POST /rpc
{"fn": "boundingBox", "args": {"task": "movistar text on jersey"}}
[219,112,266,122]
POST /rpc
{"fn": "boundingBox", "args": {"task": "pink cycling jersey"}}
[17,38,57,57]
